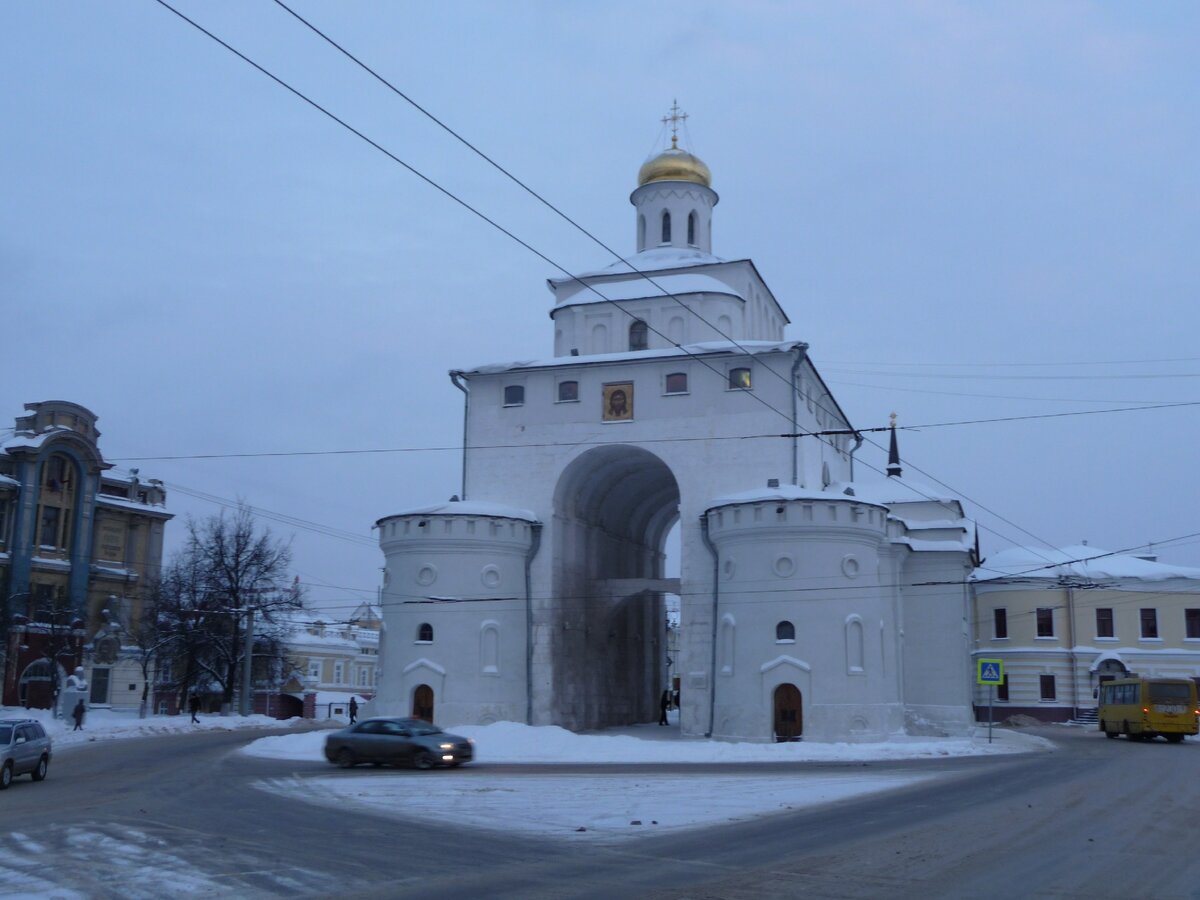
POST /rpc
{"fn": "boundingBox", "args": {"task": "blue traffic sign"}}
[977,658,1004,685]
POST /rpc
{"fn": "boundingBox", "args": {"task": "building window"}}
[629,320,648,351]
[661,210,671,244]
[156,661,172,684]
[1036,607,1054,638]
[357,668,370,687]
[687,211,697,245]
[333,662,344,684]
[1096,608,1114,639]
[307,659,321,680]
[35,453,76,553]
[1140,608,1159,639]
[1039,674,1056,701]
[664,372,688,394]
[417,622,433,643]
[997,674,1009,702]
[557,380,579,402]
[775,620,795,642]
[728,367,752,390]
[993,608,1007,639]
[0,497,9,547]
[503,385,524,406]
[637,214,646,250]
[1187,608,1200,640]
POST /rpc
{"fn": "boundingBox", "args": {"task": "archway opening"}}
[551,445,681,730]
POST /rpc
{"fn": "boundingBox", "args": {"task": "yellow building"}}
[972,545,1200,722]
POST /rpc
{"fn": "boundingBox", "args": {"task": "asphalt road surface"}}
[1,725,1197,898]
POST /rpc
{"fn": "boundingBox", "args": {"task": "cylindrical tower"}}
[703,493,903,742]
[631,143,718,254]
[375,501,539,726]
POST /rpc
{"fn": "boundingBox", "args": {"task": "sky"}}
[3,2,1199,616]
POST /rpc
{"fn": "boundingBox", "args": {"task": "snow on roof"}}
[553,272,743,309]
[458,340,807,376]
[0,473,18,488]
[379,499,539,522]
[973,545,1200,583]
[2,426,76,453]
[95,494,171,516]
[555,247,726,282]
[829,479,961,507]
[706,483,886,511]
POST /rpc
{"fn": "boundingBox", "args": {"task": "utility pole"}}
[239,607,255,716]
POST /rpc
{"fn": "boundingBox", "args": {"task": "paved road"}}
[1,726,1196,898]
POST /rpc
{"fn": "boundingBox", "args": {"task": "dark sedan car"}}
[324,717,473,770]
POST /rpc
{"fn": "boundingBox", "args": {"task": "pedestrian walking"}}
[72,699,86,731]
[659,689,670,726]
[349,697,358,724]
[189,695,200,724]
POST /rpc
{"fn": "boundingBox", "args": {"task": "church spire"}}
[886,413,902,478]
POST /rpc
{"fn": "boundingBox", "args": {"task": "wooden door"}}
[774,683,802,742]
[412,684,434,722]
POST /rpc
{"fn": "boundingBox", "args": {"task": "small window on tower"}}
[503,385,524,406]
[661,211,671,244]
[664,372,688,394]
[417,623,433,643]
[557,381,579,402]
[775,621,795,642]
[728,367,752,390]
[687,211,697,245]
[629,320,648,351]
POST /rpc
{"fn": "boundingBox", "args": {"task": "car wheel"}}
[336,748,356,769]
[413,751,435,770]
[31,757,48,782]
[0,763,12,790]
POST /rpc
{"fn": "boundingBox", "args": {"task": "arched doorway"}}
[551,445,681,730]
[18,659,58,710]
[412,684,434,722]
[774,683,803,742]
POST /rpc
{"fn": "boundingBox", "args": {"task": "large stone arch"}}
[549,444,681,730]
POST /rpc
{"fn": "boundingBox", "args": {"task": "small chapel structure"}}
[374,111,979,742]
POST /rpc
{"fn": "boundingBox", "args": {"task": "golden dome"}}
[637,147,712,188]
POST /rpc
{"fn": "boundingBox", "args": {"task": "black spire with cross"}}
[886,412,902,478]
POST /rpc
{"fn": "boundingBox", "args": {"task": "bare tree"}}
[159,504,303,711]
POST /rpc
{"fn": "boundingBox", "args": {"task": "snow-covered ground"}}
[0,705,305,750]
[244,715,1055,842]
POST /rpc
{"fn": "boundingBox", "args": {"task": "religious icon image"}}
[602,382,633,421]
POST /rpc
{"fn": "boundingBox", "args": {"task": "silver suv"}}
[0,718,52,789]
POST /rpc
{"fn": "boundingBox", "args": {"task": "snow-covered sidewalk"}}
[243,720,1053,841]
[1,705,307,750]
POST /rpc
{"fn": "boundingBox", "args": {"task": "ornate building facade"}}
[1,400,171,709]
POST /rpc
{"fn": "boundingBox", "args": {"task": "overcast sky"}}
[3,2,1198,614]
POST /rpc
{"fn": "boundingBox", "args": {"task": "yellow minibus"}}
[1098,677,1199,742]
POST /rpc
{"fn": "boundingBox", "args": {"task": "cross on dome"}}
[661,99,688,150]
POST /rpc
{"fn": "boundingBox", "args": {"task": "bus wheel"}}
[1104,725,1118,739]
[1166,733,1184,744]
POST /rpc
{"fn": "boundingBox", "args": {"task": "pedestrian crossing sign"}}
[977,658,1004,685]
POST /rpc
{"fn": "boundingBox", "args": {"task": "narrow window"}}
[1039,674,1056,701]
[846,619,865,673]
[1095,608,1114,638]
[1187,608,1200,639]
[417,623,433,642]
[993,608,1007,639]
[687,211,697,245]
[1139,608,1158,639]
[503,385,524,406]
[1036,607,1054,638]
[661,211,671,243]
[557,381,579,402]
[997,674,1009,702]
[629,320,648,351]
[728,367,752,390]
[637,214,646,250]
[664,372,688,394]
[775,621,795,642]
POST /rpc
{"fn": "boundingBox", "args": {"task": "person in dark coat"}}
[189,695,201,724]
[349,697,358,724]
[659,689,671,726]
[72,699,86,731]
